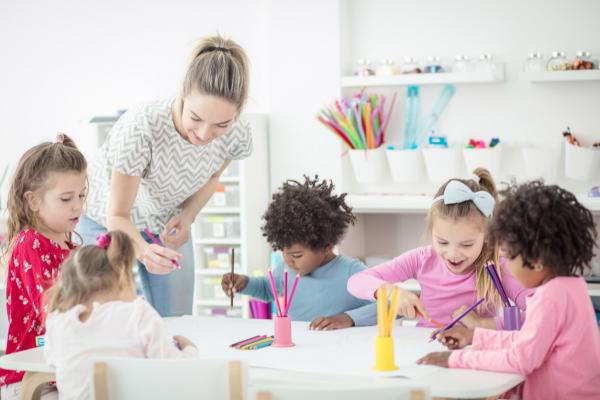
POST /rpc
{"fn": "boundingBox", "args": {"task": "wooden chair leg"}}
[20,372,55,400]
[228,360,243,400]
[255,392,272,400]
[93,362,109,400]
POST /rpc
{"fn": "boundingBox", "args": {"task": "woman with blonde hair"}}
[79,35,253,316]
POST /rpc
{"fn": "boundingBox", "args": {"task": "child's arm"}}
[136,300,198,358]
[239,262,285,303]
[448,297,561,375]
[347,247,424,300]
[344,302,379,327]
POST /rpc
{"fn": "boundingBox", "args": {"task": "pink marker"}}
[143,228,181,269]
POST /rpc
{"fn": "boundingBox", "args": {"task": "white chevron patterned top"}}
[84,99,253,232]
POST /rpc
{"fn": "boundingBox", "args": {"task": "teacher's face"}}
[180,91,237,146]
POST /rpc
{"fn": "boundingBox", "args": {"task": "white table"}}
[0,316,524,399]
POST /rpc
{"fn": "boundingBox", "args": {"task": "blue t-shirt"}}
[243,254,376,326]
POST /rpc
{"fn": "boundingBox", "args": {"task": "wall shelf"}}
[194,238,242,245]
[341,66,504,88]
[347,194,600,214]
[200,207,241,214]
[520,70,600,82]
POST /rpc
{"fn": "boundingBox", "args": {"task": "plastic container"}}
[452,55,472,73]
[503,306,522,331]
[353,59,375,76]
[523,52,545,72]
[202,246,241,269]
[476,54,498,74]
[547,51,568,71]
[272,316,295,347]
[221,161,239,177]
[521,146,560,181]
[463,145,502,177]
[207,184,240,207]
[348,148,388,184]
[385,148,425,183]
[422,147,460,182]
[564,142,600,181]
[249,299,272,320]
[401,57,420,74]
[373,336,398,371]
[199,277,227,299]
[198,215,241,239]
[375,58,398,76]
[573,51,597,70]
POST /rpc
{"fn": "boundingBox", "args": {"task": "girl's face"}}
[432,216,486,275]
[27,171,87,243]
[502,251,553,288]
[282,243,335,276]
[179,91,237,146]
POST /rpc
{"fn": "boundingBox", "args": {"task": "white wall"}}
[0,0,269,170]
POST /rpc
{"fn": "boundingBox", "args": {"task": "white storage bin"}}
[202,246,242,269]
[207,184,240,207]
[385,148,425,183]
[564,142,600,181]
[422,147,460,182]
[221,161,240,177]
[348,147,388,184]
[463,145,502,177]
[522,146,560,181]
[198,215,241,239]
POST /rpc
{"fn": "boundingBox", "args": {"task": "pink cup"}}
[503,306,522,330]
[272,316,295,347]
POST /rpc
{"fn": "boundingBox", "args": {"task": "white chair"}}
[92,357,246,400]
[253,382,429,400]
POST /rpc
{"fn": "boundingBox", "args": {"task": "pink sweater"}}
[450,277,600,399]
[347,246,532,327]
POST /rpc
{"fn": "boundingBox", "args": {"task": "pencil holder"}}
[422,147,460,183]
[386,148,425,183]
[522,146,560,181]
[564,141,600,181]
[503,306,522,331]
[463,145,502,178]
[373,336,398,371]
[272,316,295,347]
[348,148,388,184]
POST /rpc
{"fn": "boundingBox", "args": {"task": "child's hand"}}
[221,273,249,296]
[309,313,355,331]
[437,326,474,349]
[451,305,480,328]
[378,284,430,320]
[173,335,196,350]
[417,351,451,367]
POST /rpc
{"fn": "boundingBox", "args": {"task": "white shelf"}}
[520,70,600,82]
[194,299,243,307]
[341,67,504,88]
[347,194,600,214]
[201,207,241,214]
[588,284,600,297]
[347,194,432,213]
[195,269,233,276]
[194,238,242,245]
[219,176,240,183]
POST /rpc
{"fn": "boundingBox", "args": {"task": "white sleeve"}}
[43,313,57,366]
[135,300,197,359]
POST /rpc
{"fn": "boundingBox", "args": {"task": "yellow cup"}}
[373,336,398,371]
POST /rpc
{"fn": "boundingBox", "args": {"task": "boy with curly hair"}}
[418,181,600,399]
[221,176,376,330]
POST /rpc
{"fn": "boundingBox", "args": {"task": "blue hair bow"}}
[433,180,495,217]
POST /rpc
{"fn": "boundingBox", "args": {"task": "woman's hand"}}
[161,213,192,249]
[309,313,355,331]
[141,243,182,274]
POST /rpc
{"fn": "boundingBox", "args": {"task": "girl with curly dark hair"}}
[221,176,377,330]
[419,181,600,400]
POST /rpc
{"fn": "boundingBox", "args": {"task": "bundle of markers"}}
[317,91,397,150]
[230,335,274,350]
[465,138,500,149]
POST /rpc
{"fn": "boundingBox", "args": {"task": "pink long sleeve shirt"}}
[347,246,532,327]
[450,277,600,399]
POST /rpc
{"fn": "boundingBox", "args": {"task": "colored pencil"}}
[430,298,485,341]
[283,273,300,317]
[230,248,235,309]
[268,270,283,317]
